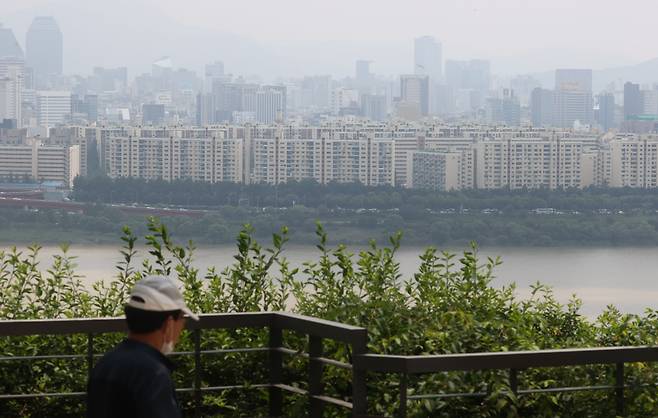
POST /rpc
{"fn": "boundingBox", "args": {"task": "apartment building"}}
[81,122,658,191]
[408,151,461,191]
[0,137,80,187]
[608,134,658,188]
[102,127,245,183]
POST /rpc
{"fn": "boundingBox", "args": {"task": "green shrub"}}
[1,218,658,417]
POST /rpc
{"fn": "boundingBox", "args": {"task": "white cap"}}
[126,275,199,321]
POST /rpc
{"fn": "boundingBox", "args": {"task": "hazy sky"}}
[4,0,658,79]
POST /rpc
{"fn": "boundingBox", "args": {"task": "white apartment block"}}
[277,137,323,184]
[81,123,658,191]
[322,133,369,184]
[36,91,71,129]
[608,134,658,188]
[102,127,244,183]
[251,137,278,184]
[0,138,80,187]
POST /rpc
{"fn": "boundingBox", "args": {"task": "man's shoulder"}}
[92,339,171,379]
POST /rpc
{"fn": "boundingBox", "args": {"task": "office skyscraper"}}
[642,88,658,117]
[196,93,217,126]
[414,36,442,82]
[356,60,371,82]
[26,17,63,87]
[553,69,593,128]
[596,93,615,132]
[36,91,71,129]
[204,61,225,93]
[256,86,286,123]
[486,89,520,126]
[531,88,554,127]
[445,60,490,112]
[0,58,24,127]
[555,69,592,92]
[0,25,25,127]
[301,76,330,109]
[91,67,128,92]
[624,82,642,120]
[355,60,373,95]
[446,60,490,92]
[0,24,23,59]
[142,104,165,125]
[415,36,442,115]
[360,94,387,121]
[400,74,429,117]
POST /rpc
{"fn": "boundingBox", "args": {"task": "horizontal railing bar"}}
[190,312,272,331]
[0,312,273,337]
[408,384,640,401]
[0,385,277,400]
[356,346,658,373]
[201,384,271,392]
[315,356,353,370]
[273,383,308,396]
[173,347,269,356]
[0,312,363,338]
[0,317,127,336]
[275,347,353,369]
[0,354,86,362]
[0,347,270,362]
[1,346,353,372]
[0,391,87,400]
[518,384,617,395]
[272,312,367,343]
[275,346,307,357]
[312,394,353,409]
[408,391,488,400]
[176,384,271,393]
[3,382,646,403]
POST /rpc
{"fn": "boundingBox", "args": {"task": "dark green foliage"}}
[71,175,658,213]
[2,220,658,417]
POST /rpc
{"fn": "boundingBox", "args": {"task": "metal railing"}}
[2,312,658,417]
[0,312,368,418]
[356,345,658,417]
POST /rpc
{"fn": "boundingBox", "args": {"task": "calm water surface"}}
[4,244,658,317]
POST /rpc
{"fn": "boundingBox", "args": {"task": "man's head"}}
[124,275,199,354]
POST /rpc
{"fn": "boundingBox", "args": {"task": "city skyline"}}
[3,0,658,79]
[4,6,658,137]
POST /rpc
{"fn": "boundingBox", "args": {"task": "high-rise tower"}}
[26,17,63,87]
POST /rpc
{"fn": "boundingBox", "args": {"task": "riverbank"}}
[6,204,658,247]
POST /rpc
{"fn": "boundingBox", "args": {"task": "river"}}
[3,244,658,317]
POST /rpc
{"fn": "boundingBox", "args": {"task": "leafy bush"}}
[1,218,658,417]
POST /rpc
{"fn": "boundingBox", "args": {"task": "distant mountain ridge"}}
[594,57,658,90]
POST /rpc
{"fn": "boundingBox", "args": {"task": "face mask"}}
[160,321,175,355]
[161,340,175,355]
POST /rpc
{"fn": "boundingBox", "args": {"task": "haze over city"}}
[7,2,658,417]
[4,0,658,79]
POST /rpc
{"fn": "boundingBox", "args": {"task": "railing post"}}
[193,328,202,418]
[269,325,283,418]
[398,373,408,418]
[86,333,94,381]
[616,362,624,416]
[351,329,368,418]
[309,336,324,418]
[509,369,518,395]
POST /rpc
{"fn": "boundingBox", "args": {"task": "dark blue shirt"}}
[87,339,181,418]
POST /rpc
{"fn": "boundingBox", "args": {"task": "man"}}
[87,276,199,418]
